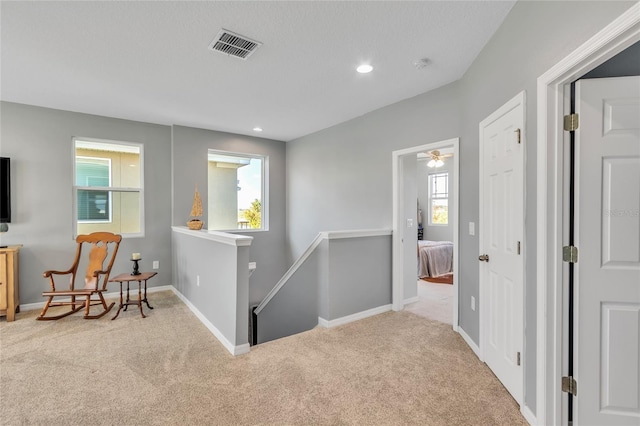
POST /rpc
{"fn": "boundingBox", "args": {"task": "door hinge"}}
[563,245,578,263]
[562,376,577,396]
[517,352,521,366]
[517,241,521,255]
[515,128,521,144]
[564,113,579,131]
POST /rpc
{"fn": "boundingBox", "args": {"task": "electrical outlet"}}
[469,222,475,236]
[196,275,200,286]
[471,296,476,311]
[152,260,159,269]
[407,218,413,228]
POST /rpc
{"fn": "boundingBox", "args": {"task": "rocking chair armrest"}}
[43,268,74,278]
[42,269,74,292]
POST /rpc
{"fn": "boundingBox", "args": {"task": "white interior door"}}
[574,76,640,425]
[479,92,525,404]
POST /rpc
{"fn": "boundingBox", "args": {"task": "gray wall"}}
[171,125,288,307]
[326,235,392,319]
[257,233,392,343]
[286,81,461,261]
[286,0,636,415]
[458,0,635,412]
[257,245,320,344]
[0,102,172,304]
[172,229,250,348]
[0,103,287,316]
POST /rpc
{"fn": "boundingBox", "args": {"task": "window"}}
[76,157,111,222]
[428,172,448,225]
[74,138,143,237]
[207,150,267,231]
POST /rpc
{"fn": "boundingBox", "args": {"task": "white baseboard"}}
[318,304,392,328]
[458,325,533,425]
[521,404,536,426]
[22,285,249,357]
[457,325,481,359]
[19,285,175,312]
[403,296,419,305]
[19,301,47,312]
[170,287,250,356]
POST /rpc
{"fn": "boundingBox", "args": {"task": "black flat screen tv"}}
[0,157,11,223]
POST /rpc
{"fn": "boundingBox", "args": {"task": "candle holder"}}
[131,258,141,276]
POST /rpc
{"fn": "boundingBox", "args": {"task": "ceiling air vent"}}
[208,29,262,60]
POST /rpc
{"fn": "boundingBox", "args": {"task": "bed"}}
[417,240,454,278]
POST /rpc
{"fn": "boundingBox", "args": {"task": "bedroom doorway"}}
[392,138,459,330]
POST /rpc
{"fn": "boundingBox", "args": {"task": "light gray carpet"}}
[0,290,526,425]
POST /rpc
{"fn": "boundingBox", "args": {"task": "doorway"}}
[392,138,460,329]
[537,4,639,424]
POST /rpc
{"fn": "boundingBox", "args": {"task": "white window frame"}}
[428,171,449,226]
[207,149,269,233]
[72,137,145,238]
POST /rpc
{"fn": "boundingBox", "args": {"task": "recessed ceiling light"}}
[253,127,263,132]
[356,64,373,74]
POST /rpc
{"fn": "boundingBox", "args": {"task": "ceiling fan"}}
[426,150,453,168]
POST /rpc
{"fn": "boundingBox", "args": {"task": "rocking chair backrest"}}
[76,232,122,291]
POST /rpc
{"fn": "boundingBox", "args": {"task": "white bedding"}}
[417,240,453,278]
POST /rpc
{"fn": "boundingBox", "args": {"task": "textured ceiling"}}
[1,1,516,142]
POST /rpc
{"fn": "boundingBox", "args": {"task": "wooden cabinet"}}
[0,245,21,321]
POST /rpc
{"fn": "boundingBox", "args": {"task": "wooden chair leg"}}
[36,296,53,320]
[83,293,114,319]
[37,297,85,321]
[84,295,91,317]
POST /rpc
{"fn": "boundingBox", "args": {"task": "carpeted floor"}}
[0,290,526,425]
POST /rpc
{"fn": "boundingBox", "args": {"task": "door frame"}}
[536,4,640,424]
[392,138,460,330]
[478,91,526,402]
